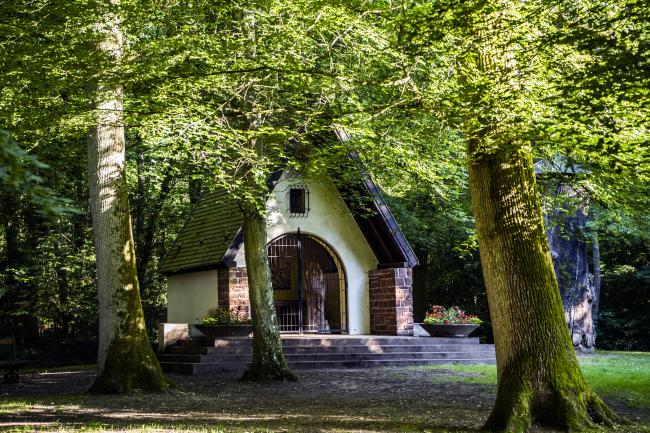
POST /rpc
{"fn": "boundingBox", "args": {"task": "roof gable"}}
[160,174,418,275]
[345,175,419,269]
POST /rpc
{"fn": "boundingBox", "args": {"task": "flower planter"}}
[194,324,253,339]
[418,323,478,338]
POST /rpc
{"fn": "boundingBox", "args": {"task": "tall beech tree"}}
[86,3,169,393]
[395,0,650,428]
[455,3,620,431]
[240,198,297,381]
[466,147,616,430]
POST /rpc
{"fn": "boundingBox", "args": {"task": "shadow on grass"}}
[0,388,487,432]
[0,369,490,432]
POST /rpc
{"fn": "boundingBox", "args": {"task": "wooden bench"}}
[0,337,28,384]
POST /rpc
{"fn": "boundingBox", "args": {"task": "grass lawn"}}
[425,351,650,410]
[0,351,648,433]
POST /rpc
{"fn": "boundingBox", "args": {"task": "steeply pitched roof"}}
[159,189,243,275]
[350,174,419,269]
[160,173,419,275]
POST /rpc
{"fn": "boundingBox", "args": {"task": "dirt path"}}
[0,368,647,432]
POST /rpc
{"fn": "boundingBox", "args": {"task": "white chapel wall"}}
[167,269,219,324]
[234,172,378,334]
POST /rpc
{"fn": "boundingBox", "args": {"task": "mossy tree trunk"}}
[87,3,171,393]
[467,144,618,431]
[461,5,618,431]
[240,205,297,382]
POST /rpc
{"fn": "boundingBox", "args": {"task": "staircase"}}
[158,335,496,374]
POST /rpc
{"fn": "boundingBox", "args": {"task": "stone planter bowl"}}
[195,324,253,339]
[418,323,478,338]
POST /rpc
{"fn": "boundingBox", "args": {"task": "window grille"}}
[288,186,309,216]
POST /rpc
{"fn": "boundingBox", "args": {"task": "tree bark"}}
[546,204,597,351]
[240,206,297,382]
[189,177,202,206]
[87,5,170,393]
[467,145,617,431]
[591,236,601,340]
[53,230,71,337]
[459,5,618,430]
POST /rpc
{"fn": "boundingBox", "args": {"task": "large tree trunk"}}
[467,144,616,431]
[460,5,618,430]
[87,6,170,393]
[240,206,297,382]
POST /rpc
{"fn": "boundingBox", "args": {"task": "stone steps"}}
[162,358,496,374]
[176,336,481,347]
[159,336,495,375]
[166,343,495,355]
[159,350,495,363]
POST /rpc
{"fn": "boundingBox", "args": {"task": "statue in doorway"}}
[304,262,328,331]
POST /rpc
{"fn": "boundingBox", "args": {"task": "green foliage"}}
[357,111,488,333]
[0,131,74,218]
[598,231,650,351]
[0,0,647,366]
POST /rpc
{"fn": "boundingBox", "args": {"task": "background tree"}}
[394,0,648,429]
[86,2,169,392]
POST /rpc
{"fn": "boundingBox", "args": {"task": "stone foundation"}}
[218,267,250,317]
[368,267,414,335]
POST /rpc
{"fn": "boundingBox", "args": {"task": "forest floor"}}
[0,352,648,433]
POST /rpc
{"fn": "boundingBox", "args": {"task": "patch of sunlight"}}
[23,364,96,374]
[417,364,497,385]
[0,400,31,414]
[579,351,650,408]
[417,351,650,409]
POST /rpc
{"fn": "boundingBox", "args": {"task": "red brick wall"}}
[368,268,413,335]
[217,267,250,317]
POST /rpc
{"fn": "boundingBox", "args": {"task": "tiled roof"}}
[159,189,242,274]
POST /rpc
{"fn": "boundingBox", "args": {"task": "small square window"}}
[289,188,306,214]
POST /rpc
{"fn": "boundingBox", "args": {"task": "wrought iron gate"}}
[267,230,347,333]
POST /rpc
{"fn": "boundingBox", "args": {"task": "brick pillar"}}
[217,267,250,317]
[368,267,413,335]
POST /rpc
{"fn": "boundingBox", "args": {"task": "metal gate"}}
[267,230,347,333]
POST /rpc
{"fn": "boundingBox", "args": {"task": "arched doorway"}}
[267,231,347,333]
